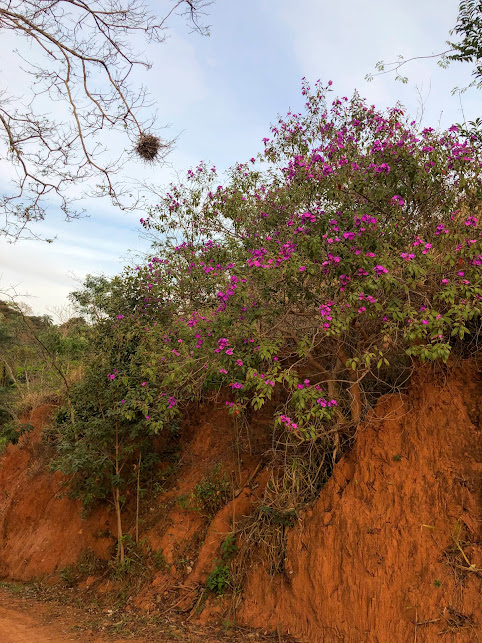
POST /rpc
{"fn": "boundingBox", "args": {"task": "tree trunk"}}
[337,344,362,425]
[113,486,125,564]
[114,421,124,564]
[135,451,141,545]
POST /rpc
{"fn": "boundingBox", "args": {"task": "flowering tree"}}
[134,80,481,430]
[57,81,482,542]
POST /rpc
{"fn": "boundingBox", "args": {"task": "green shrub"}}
[206,562,231,595]
[194,464,231,517]
[0,422,33,453]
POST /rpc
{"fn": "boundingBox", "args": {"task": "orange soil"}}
[0,588,281,642]
[0,405,115,580]
[0,364,480,642]
[0,588,139,643]
[239,364,481,642]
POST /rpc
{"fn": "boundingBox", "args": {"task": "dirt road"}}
[0,603,81,642]
[0,589,152,642]
[0,587,290,642]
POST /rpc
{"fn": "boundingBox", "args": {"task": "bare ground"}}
[0,586,291,642]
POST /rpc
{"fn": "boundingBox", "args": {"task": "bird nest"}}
[135,133,162,162]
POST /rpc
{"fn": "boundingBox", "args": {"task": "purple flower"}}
[374,265,388,275]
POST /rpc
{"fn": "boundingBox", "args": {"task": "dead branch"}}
[0,0,213,240]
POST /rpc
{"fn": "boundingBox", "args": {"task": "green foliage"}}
[367,0,482,142]
[44,84,482,528]
[205,534,238,595]
[258,506,297,528]
[76,550,107,577]
[120,84,481,452]
[205,562,231,595]
[50,362,165,509]
[177,494,190,510]
[59,565,77,588]
[449,0,482,88]
[193,464,231,517]
[108,535,169,580]
[0,301,88,432]
[68,274,145,324]
[152,548,170,571]
[174,465,231,517]
[220,533,238,559]
[0,421,33,453]
[58,551,108,587]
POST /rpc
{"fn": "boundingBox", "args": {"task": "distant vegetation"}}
[0,301,88,444]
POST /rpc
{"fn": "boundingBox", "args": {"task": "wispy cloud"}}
[273,0,476,127]
[1,0,480,315]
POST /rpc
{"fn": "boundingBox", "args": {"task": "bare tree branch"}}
[0,0,213,240]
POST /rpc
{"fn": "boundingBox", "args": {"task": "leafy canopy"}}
[57,81,481,507]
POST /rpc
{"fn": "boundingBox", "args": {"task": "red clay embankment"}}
[0,405,114,580]
[239,364,481,642]
[0,364,480,642]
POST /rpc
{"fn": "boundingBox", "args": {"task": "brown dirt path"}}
[0,587,195,642]
[0,603,78,642]
[0,589,124,642]
[0,588,290,642]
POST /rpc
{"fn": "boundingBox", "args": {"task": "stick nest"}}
[135,133,162,162]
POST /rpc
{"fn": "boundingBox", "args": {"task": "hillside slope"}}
[239,364,481,641]
[0,364,480,642]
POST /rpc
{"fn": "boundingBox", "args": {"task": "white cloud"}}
[0,203,152,314]
[273,0,477,128]
[1,0,480,316]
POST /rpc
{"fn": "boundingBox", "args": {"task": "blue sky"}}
[0,0,480,317]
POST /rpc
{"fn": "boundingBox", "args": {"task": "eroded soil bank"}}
[239,364,481,642]
[0,363,480,642]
